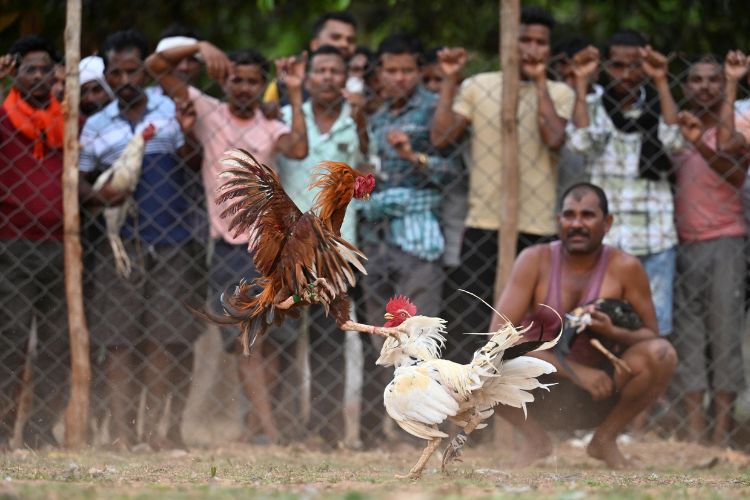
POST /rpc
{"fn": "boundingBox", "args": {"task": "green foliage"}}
[1,0,749,66]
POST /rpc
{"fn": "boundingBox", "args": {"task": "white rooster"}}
[91,123,155,278]
[375,295,559,479]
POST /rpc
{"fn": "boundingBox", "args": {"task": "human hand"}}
[387,129,414,160]
[437,47,467,79]
[640,45,669,82]
[572,364,615,401]
[276,52,308,92]
[95,180,128,206]
[584,306,616,338]
[571,46,600,83]
[677,110,703,144]
[521,53,547,83]
[197,41,231,83]
[725,50,749,83]
[0,53,16,80]
[174,96,196,134]
[260,101,281,120]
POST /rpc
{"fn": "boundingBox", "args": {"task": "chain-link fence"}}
[4,27,750,455]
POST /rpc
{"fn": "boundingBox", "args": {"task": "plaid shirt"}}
[567,87,683,255]
[359,187,443,261]
[365,86,459,261]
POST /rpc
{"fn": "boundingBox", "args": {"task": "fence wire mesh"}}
[3,33,750,455]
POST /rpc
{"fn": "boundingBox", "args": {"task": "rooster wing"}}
[384,364,459,440]
[217,148,303,276]
[276,212,367,304]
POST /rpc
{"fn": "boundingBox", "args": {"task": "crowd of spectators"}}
[1,6,750,457]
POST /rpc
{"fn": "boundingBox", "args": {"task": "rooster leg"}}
[590,338,632,375]
[396,437,442,479]
[339,320,401,338]
[110,234,132,279]
[441,413,484,472]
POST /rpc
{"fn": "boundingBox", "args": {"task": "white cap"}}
[156,36,198,53]
[79,56,114,98]
[79,55,105,86]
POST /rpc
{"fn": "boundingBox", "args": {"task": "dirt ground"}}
[2,434,750,499]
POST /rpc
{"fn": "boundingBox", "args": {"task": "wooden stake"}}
[494,0,521,303]
[62,0,91,448]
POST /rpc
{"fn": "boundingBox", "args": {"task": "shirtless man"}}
[491,182,677,468]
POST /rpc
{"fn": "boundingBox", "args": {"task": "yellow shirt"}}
[453,72,574,235]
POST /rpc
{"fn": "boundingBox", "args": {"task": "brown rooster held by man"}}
[202,148,396,354]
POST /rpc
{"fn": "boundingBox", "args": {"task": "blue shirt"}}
[80,87,194,245]
[365,85,459,261]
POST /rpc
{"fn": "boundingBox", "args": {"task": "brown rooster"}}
[209,148,390,353]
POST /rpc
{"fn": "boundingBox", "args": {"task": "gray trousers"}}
[673,236,746,394]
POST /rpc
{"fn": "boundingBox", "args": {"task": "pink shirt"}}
[188,87,290,244]
[673,113,750,242]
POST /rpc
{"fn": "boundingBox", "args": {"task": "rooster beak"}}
[384,312,394,320]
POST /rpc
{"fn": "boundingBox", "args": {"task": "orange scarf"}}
[3,87,64,160]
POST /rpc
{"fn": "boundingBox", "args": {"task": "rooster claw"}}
[441,433,467,471]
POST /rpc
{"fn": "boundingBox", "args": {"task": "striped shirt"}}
[567,88,683,255]
[80,87,193,245]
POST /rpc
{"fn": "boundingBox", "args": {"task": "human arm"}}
[145,41,231,101]
[570,46,600,129]
[715,50,750,186]
[174,96,202,171]
[430,47,471,148]
[490,246,542,331]
[641,46,678,126]
[586,254,659,344]
[386,128,458,185]
[522,52,568,151]
[274,54,308,159]
[678,110,747,187]
[343,89,369,155]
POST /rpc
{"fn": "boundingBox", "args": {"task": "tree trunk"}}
[494,0,520,303]
[62,0,90,448]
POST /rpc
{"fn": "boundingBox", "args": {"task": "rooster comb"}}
[385,295,417,316]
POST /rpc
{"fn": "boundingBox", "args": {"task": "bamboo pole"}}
[62,0,90,448]
[494,0,521,303]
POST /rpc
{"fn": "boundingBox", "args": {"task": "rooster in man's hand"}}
[92,123,155,278]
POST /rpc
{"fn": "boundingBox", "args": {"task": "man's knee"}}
[640,338,678,375]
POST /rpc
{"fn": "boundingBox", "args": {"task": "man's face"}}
[223,64,266,114]
[306,53,346,105]
[311,20,356,60]
[174,55,202,85]
[80,80,111,116]
[14,51,54,105]
[684,61,724,110]
[378,53,420,101]
[105,48,146,106]
[51,63,65,102]
[421,63,443,93]
[518,24,551,65]
[604,45,645,98]
[558,191,612,255]
[348,53,369,80]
